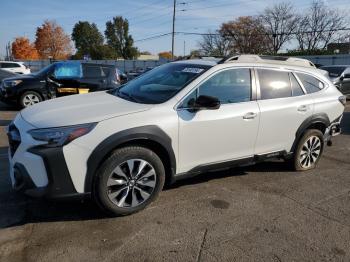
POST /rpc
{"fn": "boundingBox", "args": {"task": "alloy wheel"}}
[299,135,321,169]
[107,159,157,208]
[23,94,40,106]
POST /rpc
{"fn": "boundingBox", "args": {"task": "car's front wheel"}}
[20,91,42,108]
[292,129,324,171]
[94,146,165,216]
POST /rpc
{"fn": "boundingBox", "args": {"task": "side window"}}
[101,67,111,77]
[290,73,304,96]
[83,65,105,78]
[1,63,19,68]
[54,63,82,79]
[296,73,324,93]
[258,69,291,99]
[196,68,251,104]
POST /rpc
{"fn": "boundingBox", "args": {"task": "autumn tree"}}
[260,2,299,54]
[198,30,233,56]
[158,51,172,60]
[295,0,346,52]
[35,20,72,59]
[72,21,104,59]
[12,37,39,60]
[105,16,138,59]
[220,16,270,54]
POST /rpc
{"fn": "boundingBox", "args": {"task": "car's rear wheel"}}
[292,129,324,171]
[20,91,42,108]
[94,146,165,216]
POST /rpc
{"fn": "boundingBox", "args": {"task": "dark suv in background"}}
[321,65,350,96]
[0,61,127,108]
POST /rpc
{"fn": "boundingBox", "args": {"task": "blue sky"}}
[0,0,349,58]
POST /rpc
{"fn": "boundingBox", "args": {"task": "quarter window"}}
[296,73,324,93]
[258,69,291,99]
[196,68,251,104]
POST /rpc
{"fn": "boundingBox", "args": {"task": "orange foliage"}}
[158,51,172,60]
[12,37,39,60]
[35,20,72,59]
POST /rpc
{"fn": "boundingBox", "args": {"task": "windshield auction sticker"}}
[182,68,204,74]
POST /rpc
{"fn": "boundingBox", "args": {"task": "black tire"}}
[93,146,165,216]
[291,129,324,171]
[19,91,43,108]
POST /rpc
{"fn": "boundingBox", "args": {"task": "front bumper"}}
[7,115,88,199]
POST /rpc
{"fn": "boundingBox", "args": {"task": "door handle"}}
[297,105,308,112]
[243,112,258,120]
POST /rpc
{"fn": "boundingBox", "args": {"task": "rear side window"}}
[296,73,324,93]
[83,65,105,77]
[258,69,291,99]
[290,73,304,96]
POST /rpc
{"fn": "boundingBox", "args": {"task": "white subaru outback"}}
[7,55,345,215]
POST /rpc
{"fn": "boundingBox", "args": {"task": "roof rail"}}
[219,55,316,68]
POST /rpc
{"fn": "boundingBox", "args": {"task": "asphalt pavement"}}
[0,101,350,262]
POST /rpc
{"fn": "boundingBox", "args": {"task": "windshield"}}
[321,66,346,77]
[112,63,211,104]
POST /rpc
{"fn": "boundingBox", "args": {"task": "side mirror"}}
[189,95,220,111]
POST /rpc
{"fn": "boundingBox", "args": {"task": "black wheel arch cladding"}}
[291,113,330,153]
[84,125,176,193]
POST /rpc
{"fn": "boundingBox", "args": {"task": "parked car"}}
[0,61,127,108]
[0,61,31,74]
[0,69,17,81]
[320,65,350,96]
[7,55,345,216]
[127,67,154,80]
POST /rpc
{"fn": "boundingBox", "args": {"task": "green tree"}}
[72,21,104,59]
[105,16,138,59]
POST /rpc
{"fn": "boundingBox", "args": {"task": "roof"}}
[222,55,316,68]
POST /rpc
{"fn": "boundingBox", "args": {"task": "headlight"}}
[28,123,96,147]
[3,80,22,88]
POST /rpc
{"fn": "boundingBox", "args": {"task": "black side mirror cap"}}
[189,95,221,111]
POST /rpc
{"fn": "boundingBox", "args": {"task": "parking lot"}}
[0,101,349,262]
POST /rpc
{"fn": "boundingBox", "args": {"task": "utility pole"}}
[171,0,176,60]
[183,40,186,57]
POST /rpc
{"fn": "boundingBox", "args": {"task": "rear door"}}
[254,68,313,155]
[79,64,108,92]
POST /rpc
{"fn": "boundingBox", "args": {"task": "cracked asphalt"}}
[0,101,350,262]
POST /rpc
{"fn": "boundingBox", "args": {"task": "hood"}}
[20,91,152,128]
[3,74,37,81]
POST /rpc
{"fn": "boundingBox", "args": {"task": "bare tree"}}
[198,30,232,56]
[260,2,299,54]
[220,16,270,54]
[295,0,346,52]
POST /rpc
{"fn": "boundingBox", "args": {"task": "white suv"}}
[7,55,345,215]
[0,61,31,74]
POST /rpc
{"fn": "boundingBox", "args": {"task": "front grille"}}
[7,123,21,157]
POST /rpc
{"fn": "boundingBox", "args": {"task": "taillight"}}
[339,95,347,106]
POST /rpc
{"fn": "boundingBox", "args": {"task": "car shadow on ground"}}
[1,160,294,229]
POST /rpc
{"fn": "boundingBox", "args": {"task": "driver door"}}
[177,68,260,173]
